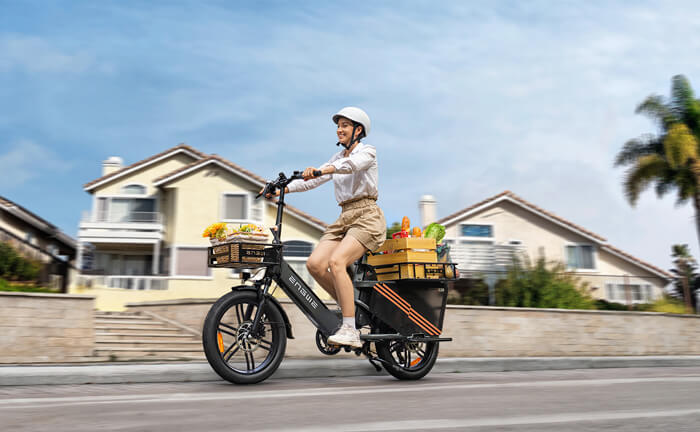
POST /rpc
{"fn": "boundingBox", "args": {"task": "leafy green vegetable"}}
[423,223,445,243]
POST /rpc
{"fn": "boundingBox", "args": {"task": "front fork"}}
[249,276,273,336]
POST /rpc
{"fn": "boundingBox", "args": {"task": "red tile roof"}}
[83,144,207,190]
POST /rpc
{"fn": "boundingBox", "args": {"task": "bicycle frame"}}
[247,173,342,337]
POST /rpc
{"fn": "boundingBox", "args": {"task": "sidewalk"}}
[3,356,700,386]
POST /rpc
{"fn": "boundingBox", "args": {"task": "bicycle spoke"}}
[235,303,244,324]
[223,342,240,361]
[244,344,255,370]
[258,339,273,351]
[217,326,237,338]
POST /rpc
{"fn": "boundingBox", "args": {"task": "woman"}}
[268,107,386,348]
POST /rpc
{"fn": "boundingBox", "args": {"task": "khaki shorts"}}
[320,197,387,252]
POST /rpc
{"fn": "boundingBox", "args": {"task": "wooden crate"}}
[367,237,438,268]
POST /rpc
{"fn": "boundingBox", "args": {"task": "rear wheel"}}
[202,290,287,384]
[375,326,439,380]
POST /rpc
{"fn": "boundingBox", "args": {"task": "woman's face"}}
[336,117,363,145]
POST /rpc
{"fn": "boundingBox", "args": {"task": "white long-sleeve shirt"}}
[287,143,379,205]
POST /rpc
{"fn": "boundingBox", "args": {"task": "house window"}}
[222,193,263,223]
[606,283,653,303]
[461,224,492,237]
[283,240,314,257]
[111,198,156,222]
[283,241,315,287]
[223,193,248,221]
[174,247,211,277]
[566,245,595,270]
[121,184,147,195]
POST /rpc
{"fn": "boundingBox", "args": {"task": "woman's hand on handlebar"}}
[302,166,334,180]
[259,186,288,199]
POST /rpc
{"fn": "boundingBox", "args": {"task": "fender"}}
[231,285,294,339]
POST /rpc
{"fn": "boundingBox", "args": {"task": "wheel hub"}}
[236,322,262,353]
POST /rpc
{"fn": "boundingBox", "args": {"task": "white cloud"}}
[0,35,93,73]
[0,139,72,189]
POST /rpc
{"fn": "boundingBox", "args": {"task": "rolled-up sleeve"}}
[287,161,334,193]
[287,173,331,193]
[331,145,376,174]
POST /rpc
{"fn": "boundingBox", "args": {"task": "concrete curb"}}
[2,356,700,386]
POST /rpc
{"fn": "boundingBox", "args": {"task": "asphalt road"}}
[2,367,700,431]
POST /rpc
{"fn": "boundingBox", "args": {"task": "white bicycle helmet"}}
[333,107,371,137]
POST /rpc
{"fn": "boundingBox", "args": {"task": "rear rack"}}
[207,241,282,269]
[371,261,457,281]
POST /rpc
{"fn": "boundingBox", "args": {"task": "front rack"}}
[207,242,282,269]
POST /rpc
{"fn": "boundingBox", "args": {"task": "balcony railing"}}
[449,242,526,276]
[75,274,169,290]
[81,211,164,224]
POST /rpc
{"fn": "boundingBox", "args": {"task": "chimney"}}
[419,195,437,228]
[102,156,123,176]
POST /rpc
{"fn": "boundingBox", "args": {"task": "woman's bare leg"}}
[328,235,367,318]
[306,240,340,301]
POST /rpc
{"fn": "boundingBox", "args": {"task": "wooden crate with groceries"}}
[366,217,457,281]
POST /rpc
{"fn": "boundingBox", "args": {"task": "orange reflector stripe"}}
[377,283,442,336]
[217,332,224,353]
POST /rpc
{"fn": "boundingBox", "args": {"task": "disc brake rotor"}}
[236,322,262,353]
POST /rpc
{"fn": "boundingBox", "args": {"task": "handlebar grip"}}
[312,170,322,177]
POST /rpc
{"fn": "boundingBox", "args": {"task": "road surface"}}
[2,367,700,431]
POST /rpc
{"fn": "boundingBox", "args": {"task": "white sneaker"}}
[327,323,362,348]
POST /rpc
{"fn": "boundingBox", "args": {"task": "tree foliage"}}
[668,244,699,313]
[0,242,41,281]
[494,256,594,309]
[615,75,700,208]
[386,221,402,239]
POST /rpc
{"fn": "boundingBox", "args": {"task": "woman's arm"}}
[287,163,333,193]
[330,145,376,174]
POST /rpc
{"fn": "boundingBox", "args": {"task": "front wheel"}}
[202,290,287,384]
[376,336,440,380]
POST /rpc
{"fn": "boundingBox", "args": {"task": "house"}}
[0,196,77,292]
[420,191,672,305]
[72,144,327,310]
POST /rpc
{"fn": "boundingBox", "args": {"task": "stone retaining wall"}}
[0,292,95,363]
[127,298,700,358]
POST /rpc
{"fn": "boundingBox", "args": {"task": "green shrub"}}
[0,278,56,293]
[594,299,630,310]
[494,256,594,310]
[646,297,688,314]
[0,242,41,281]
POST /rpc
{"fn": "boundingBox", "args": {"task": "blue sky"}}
[2,0,700,270]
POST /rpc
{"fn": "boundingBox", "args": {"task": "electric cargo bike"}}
[202,171,456,384]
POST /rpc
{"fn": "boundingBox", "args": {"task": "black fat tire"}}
[376,337,440,381]
[202,290,287,385]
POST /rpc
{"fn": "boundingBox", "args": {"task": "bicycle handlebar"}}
[256,170,316,199]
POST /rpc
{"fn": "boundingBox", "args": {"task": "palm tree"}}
[670,244,698,313]
[615,75,700,252]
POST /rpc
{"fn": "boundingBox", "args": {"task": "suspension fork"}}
[249,276,273,335]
